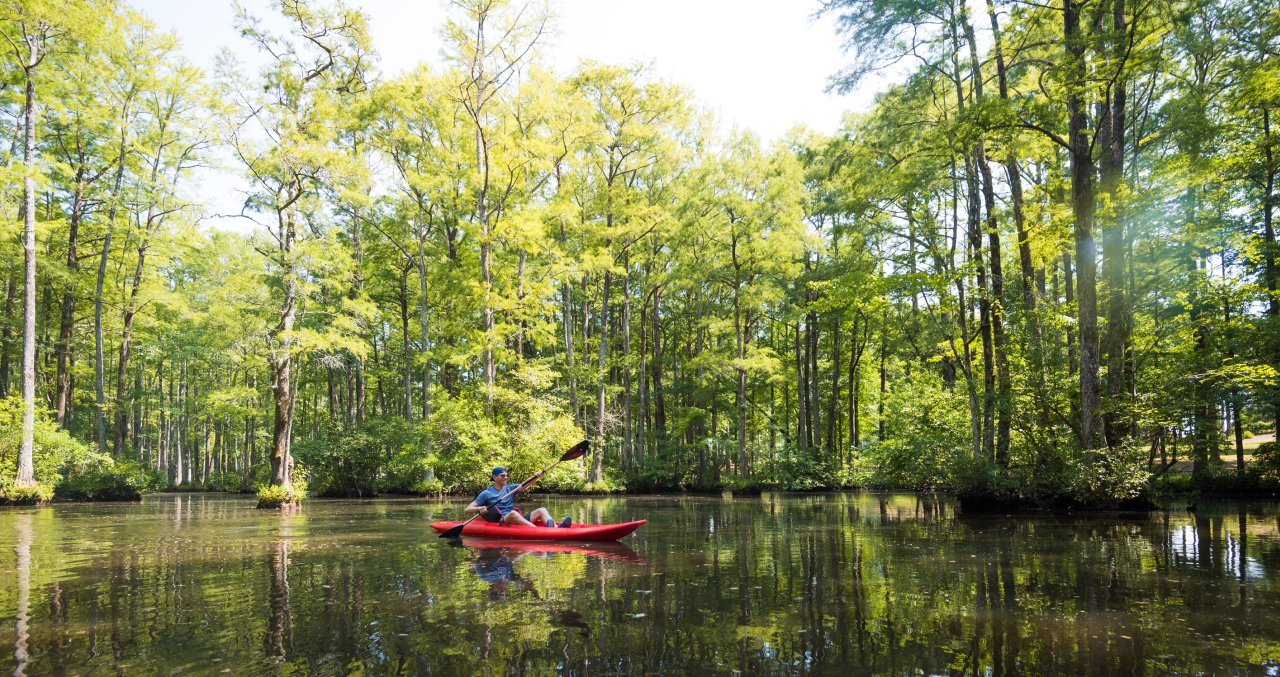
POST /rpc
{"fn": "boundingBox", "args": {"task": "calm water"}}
[1,493,1278,675]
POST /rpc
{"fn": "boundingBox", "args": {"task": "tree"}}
[220,0,371,503]
[443,0,549,407]
[695,134,807,478]
[0,0,95,489]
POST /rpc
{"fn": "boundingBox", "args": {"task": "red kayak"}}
[430,519,647,542]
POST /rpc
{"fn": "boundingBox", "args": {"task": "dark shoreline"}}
[21,484,1278,514]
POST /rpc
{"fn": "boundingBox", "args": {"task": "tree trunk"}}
[963,14,1011,466]
[987,0,1037,321]
[114,151,163,456]
[950,18,994,462]
[0,272,14,399]
[593,269,611,484]
[419,243,435,422]
[158,360,167,478]
[622,260,633,470]
[652,286,665,441]
[796,320,807,449]
[734,285,749,479]
[269,206,299,492]
[1062,251,1076,376]
[98,125,129,453]
[516,248,527,360]
[954,168,982,457]
[352,213,367,424]
[848,314,864,451]
[55,170,85,430]
[638,294,649,469]
[18,67,40,488]
[966,154,996,461]
[878,341,887,441]
[1066,0,1104,452]
[115,242,148,456]
[1100,0,1131,446]
[850,352,860,450]
[808,304,820,452]
[827,317,840,458]
[1260,106,1278,439]
[471,13,497,408]
[562,279,578,427]
[400,271,412,420]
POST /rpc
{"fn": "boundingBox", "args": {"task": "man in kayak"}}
[464,467,572,528]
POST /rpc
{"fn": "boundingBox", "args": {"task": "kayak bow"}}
[430,519,647,542]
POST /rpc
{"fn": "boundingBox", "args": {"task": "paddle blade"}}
[560,440,589,462]
[438,522,466,539]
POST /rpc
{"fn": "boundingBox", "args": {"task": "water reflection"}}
[0,494,1276,674]
[461,539,648,565]
[265,514,295,660]
[471,547,538,601]
[13,513,30,677]
[458,539,648,609]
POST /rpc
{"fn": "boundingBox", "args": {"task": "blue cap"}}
[492,467,507,476]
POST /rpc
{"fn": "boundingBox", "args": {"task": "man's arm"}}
[516,471,544,492]
[464,489,494,515]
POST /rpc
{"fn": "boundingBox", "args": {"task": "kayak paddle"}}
[437,440,590,539]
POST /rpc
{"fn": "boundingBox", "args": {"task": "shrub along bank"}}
[0,398,164,503]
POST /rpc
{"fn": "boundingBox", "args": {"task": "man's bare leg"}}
[502,511,538,527]
[527,507,555,527]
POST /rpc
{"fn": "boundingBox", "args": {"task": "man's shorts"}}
[482,507,521,523]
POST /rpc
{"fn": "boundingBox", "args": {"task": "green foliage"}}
[256,480,308,509]
[1251,442,1280,484]
[195,472,252,494]
[1,481,54,505]
[56,458,164,501]
[1064,448,1153,507]
[8,0,1280,510]
[0,398,163,502]
[428,378,585,494]
[423,396,504,493]
[860,372,972,490]
[412,477,445,496]
[1152,472,1194,496]
[295,417,412,497]
[753,447,831,491]
[0,397,93,488]
[1155,446,1280,496]
[296,416,445,497]
[579,478,625,494]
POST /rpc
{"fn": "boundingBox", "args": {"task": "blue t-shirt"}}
[475,483,522,515]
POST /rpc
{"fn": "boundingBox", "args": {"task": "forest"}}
[0,0,1277,508]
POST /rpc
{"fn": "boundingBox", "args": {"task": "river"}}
[0,492,1276,675]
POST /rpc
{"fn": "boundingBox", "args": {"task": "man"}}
[464,466,571,528]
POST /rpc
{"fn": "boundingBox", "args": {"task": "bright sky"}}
[131,0,871,231]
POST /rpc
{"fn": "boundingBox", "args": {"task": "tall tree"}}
[444,0,549,407]
[0,0,92,488]
[220,0,371,501]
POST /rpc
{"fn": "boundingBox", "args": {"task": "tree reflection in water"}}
[265,515,294,661]
[13,514,31,677]
[0,494,1276,675]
